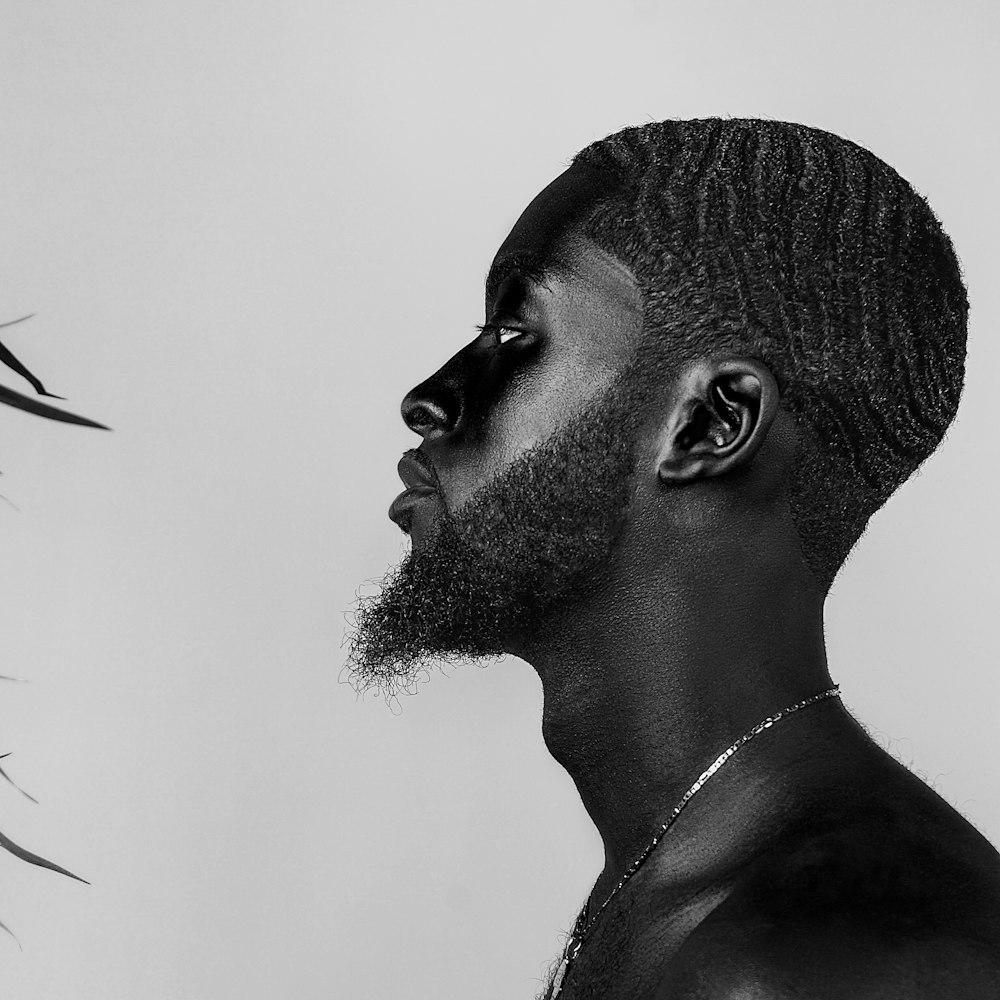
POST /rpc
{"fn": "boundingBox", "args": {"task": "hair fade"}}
[574,118,968,588]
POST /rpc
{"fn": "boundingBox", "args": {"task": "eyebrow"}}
[484,252,572,305]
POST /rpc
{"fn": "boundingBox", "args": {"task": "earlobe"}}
[656,360,778,486]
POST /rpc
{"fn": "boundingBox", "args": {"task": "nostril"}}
[405,401,447,433]
[401,385,461,438]
[401,393,450,437]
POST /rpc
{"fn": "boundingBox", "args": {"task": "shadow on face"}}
[399,163,643,516]
[346,167,654,696]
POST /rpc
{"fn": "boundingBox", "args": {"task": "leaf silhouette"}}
[0,827,88,883]
[0,755,38,804]
[0,316,64,398]
[0,915,22,949]
[0,315,109,428]
[0,311,98,941]
[0,384,108,429]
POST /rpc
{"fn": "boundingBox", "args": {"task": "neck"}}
[517,535,835,894]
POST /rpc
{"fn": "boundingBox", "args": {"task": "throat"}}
[538,662,718,876]
[521,541,834,885]
[532,639,836,888]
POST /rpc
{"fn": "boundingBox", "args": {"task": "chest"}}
[543,883,730,1000]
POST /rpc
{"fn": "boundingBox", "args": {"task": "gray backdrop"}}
[0,1,997,997]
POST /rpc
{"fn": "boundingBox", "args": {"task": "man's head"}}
[346,118,967,696]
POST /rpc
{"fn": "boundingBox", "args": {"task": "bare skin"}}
[395,165,1000,997]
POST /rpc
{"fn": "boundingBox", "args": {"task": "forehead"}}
[486,164,639,313]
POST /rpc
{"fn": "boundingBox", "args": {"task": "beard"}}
[344,370,646,700]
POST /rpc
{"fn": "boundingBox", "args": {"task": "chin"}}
[404,492,444,548]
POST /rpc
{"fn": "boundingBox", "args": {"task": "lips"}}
[388,485,437,532]
[396,450,437,490]
[389,451,440,536]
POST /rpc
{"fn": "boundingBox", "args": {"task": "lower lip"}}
[389,487,439,543]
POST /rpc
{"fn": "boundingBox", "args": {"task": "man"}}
[347,119,1000,998]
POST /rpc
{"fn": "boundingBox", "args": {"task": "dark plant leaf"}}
[0,315,108,427]
[0,384,108,429]
[0,915,22,949]
[0,317,64,398]
[0,755,38,804]
[0,313,97,900]
[0,828,88,883]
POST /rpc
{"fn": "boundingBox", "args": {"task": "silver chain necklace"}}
[546,685,842,999]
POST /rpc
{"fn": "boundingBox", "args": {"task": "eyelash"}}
[476,323,525,346]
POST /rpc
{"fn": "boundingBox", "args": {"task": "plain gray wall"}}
[0,1,997,997]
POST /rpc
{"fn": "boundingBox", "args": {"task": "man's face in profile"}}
[346,167,647,697]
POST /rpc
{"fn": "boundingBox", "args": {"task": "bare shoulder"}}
[656,923,1000,999]
[654,816,1000,999]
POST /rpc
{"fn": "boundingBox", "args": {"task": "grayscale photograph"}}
[1,2,998,998]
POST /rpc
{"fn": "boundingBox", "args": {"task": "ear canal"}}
[676,404,712,451]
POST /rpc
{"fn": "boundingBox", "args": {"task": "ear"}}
[656,358,780,485]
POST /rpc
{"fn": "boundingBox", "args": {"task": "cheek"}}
[475,367,619,475]
[501,358,620,444]
[444,349,624,509]
[438,393,548,511]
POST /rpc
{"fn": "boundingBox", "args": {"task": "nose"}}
[400,378,461,440]
[400,339,483,440]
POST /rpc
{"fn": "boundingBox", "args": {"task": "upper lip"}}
[397,450,438,491]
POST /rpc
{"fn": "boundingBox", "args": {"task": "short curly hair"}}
[573,118,968,590]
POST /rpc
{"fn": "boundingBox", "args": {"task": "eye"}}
[496,326,524,345]
[477,323,527,347]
